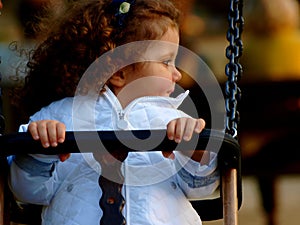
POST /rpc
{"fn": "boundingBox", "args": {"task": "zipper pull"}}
[117,111,129,129]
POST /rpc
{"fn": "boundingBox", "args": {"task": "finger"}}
[174,118,183,143]
[47,121,59,147]
[37,121,50,148]
[56,123,66,143]
[166,120,176,140]
[28,122,40,140]
[183,119,196,141]
[195,119,206,133]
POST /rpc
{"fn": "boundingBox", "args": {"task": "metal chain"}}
[225,0,244,138]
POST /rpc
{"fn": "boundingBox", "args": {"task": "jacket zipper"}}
[118,111,125,120]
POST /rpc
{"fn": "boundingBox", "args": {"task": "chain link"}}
[225,0,244,138]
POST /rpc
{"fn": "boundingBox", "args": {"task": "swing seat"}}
[0,128,242,225]
[0,0,245,222]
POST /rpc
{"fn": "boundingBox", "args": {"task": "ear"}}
[109,71,126,88]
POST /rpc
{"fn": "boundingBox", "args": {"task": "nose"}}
[172,66,182,82]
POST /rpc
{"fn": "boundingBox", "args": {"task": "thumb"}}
[162,151,175,160]
[59,153,71,162]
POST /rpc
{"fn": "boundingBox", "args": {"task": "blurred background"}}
[0,0,300,225]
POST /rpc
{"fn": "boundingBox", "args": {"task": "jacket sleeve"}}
[8,122,61,205]
[9,154,60,205]
[174,151,220,199]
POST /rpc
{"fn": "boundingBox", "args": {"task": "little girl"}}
[9,0,219,224]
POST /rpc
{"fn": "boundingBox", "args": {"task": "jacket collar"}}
[102,85,189,113]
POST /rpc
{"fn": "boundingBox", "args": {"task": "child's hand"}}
[28,120,69,162]
[167,117,205,143]
[162,117,205,160]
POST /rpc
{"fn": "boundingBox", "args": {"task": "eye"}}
[163,59,173,66]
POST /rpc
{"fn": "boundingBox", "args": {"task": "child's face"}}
[114,28,182,107]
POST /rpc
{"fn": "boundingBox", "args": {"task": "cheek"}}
[126,77,173,96]
[146,77,173,95]
[155,78,171,89]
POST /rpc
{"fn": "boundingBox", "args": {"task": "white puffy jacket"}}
[9,87,219,225]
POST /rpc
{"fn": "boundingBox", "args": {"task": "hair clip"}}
[119,2,131,14]
[111,0,135,26]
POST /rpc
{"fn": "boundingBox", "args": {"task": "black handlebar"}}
[0,129,239,161]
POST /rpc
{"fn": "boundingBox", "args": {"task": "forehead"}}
[160,27,180,44]
[142,28,180,61]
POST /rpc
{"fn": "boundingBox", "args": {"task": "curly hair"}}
[12,0,181,120]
